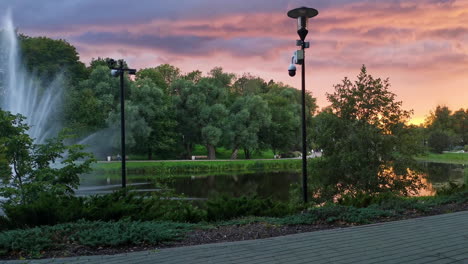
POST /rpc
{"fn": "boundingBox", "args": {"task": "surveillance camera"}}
[110,69,120,77]
[288,64,296,77]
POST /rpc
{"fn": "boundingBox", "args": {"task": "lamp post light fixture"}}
[108,59,137,189]
[287,6,318,203]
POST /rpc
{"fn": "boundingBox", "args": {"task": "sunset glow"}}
[2,0,467,123]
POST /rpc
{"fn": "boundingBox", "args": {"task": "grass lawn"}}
[127,145,276,161]
[93,159,301,174]
[415,152,468,165]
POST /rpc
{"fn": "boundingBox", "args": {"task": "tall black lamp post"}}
[287,7,318,203]
[108,59,136,189]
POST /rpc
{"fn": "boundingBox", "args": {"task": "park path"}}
[3,211,467,264]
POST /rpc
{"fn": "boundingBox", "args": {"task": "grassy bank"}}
[128,146,276,161]
[93,159,301,174]
[415,152,468,165]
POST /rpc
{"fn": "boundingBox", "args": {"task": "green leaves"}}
[311,66,422,202]
[0,109,95,206]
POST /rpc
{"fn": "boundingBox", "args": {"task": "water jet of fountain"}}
[0,13,63,144]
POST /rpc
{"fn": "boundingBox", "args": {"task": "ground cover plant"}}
[0,187,466,259]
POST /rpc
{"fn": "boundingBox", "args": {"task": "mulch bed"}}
[2,202,467,260]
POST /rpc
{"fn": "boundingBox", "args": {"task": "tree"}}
[64,65,121,133]
[20,35,87,84]
[311,66,422,202]
[0,110,94,205]
[231,73,268,96]
[259,82,316,155]
[425,106,467,149]
[155,64,181,93]
[327,65,411,133]
[183,70,202,84]
[451,108,467,146]
[427,130,452,153]
[126,78,177,159]
[226,95,271,159]
[425,105,453,131]
[135,68,168,93]
[208,67,235,88]
[174,76,229,159]
[260,87,301,154]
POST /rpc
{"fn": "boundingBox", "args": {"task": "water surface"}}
[78,162,467,200]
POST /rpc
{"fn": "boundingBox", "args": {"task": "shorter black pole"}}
[301,44,308,203]
[119,64,126,189]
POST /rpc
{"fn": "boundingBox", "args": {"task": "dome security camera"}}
[288,64,296,77]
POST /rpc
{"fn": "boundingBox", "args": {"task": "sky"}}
[1,0,467,124]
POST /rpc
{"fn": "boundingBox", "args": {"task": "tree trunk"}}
[230,147,239,160]
[207,144,216,160]
[148,147,153,160]
[244,148,251,159]
[184,143,193,159]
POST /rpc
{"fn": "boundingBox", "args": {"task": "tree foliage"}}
[0,110,94,206]
[19,35,87,84]
[226,95,271,159]
[311,66,422,202]
[425,105,467,149]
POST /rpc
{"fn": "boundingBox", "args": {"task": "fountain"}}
[0,13,63,144]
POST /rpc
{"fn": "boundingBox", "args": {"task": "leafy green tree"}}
[260,87,300,155]
[155,64,181,93]
[174,77,229,159]
[64,65,121,133]
[425,106,453,132]
[427,130,456,153]
[259,82,316,155]
[109,78,177,159]
[311,66,422,202]
[20,35,87,84]
[0,110,94,205]
[183,70,202,84]
[452,108,467,146]
[231,73,268,96]
[327,65,411,133]
[226,95,271,159]
[425,106,467,149]
[208,67,235,88]
[135,68,168,93]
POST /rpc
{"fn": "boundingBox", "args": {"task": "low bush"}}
[0,220,195,258]
[2,192,295,228]
[435,183,468,196]
[2,194,86,228]
[205,195,297,221]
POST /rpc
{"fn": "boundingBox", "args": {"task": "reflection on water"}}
[78,162,467,200]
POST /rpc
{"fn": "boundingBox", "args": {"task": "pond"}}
[77,162,467,201]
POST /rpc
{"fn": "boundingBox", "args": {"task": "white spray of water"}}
[0,13,63,144]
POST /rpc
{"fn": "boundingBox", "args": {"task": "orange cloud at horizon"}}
[19,0,468,123]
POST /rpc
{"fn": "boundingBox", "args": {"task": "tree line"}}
[8,35,467,160]
[16,35,316,160]
[2,34,465,203]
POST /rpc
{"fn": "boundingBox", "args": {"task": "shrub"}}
[0,220,195,258]
[3,194,85,228]
[1,189,207,229]
[337,192,399,208]
[206,195,295,221]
